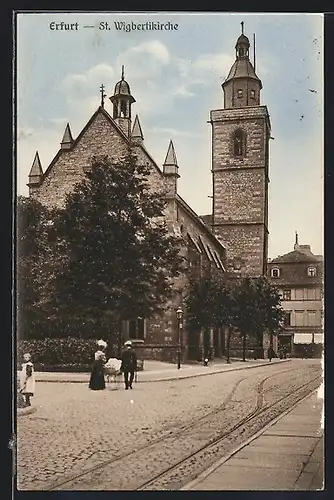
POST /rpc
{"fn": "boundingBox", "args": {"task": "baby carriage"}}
[104,358,122,390]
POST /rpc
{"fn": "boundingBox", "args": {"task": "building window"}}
[237,89,243,98]
[307,266,317,277]
[295,311,304,327]
[307,310,318,327]
[129,318,146,340]
[295,288,304,300]
[233,129,246,157]
[283,289,291,301]
[306,288,316,300]
[271,267,280,278]
[250,89,255,99]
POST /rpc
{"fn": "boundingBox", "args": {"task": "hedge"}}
[17,337,113,371]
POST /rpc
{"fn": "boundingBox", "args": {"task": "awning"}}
[294,333,313,344]
[293,333,324,344]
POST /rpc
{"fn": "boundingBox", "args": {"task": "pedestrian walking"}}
[268,346,275,362]
[19,353,35,406]
[120,341,137,390]
[89,339,107,391]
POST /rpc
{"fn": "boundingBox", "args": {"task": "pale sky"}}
[16,12,324,259]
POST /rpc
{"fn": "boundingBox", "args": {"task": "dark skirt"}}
[89,360,105,390]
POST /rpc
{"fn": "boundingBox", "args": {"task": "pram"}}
[104,358,122,390]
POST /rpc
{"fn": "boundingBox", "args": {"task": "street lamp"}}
[176,307,183,369]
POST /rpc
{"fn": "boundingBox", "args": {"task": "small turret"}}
[61,123,74,150]
[27,151,43,195]
[163,140,179,196]
[109,66,136,138]
[131,115,144,145]
[222,22,262,109]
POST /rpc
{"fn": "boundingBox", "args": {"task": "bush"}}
[17,337,101,369]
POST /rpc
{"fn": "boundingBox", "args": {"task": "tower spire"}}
[121,65,125,80]
[241,21,244,34]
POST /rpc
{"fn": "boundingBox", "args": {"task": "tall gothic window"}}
[233,129,246,157]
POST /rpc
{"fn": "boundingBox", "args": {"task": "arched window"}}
[120,100,127,117]
[233,129,246,157]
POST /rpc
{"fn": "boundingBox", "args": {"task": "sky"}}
[16,12,324,259]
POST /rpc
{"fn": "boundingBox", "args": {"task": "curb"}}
[17,406,37,417]
[180,388,319,491]
[33,359,291,384]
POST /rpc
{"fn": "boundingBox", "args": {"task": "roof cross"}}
[100,84,107,108]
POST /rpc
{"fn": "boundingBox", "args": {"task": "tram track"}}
[46,364,320,491]
[136,374,321,490]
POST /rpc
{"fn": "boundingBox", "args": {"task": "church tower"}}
[210,24,270,276]
[109,66,135,138]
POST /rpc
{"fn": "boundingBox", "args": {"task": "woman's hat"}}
[97,339,107,349]
[124,340,132,347]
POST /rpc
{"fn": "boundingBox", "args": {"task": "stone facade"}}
[27,89,226,363]
[210,106,270,276]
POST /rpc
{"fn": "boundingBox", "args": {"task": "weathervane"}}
[100,84,107,108]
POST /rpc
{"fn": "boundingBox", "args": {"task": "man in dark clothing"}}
[120,341,137,390]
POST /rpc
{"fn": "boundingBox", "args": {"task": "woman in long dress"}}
[89,340,107,390]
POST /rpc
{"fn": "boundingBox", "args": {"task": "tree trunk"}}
[226,326,231,364]
[242,333,246,361]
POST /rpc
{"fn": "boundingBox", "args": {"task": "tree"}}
[186,273,236,363]
[51,152,184,344]
[16,196,59,340]
[233,276,285,361]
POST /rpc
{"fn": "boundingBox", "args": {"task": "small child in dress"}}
[20,353,36,406]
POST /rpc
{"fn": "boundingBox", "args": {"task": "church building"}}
[26,26,270,362]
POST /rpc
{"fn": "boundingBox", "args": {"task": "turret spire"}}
[163,140,178,167]
[222,27,262,108]
[163,140,179,196]
[27,151,43,188]
[131,114,144,144]
[61,123,74,149]
[109,67,136,137]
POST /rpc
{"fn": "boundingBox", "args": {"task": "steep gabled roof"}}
[42,106,131,180]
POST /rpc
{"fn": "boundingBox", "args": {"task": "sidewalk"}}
[29,358,291,383]
[182,389,324,491]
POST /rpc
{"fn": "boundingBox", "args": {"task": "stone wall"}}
[210,105,270,276]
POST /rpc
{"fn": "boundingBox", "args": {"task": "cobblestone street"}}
[16,360,322,490]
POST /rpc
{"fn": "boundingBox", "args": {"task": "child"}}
[20,353,35,406]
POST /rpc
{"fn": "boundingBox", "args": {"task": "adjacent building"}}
[267,233,324,357]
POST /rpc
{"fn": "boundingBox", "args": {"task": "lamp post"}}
[176,307,183,369]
